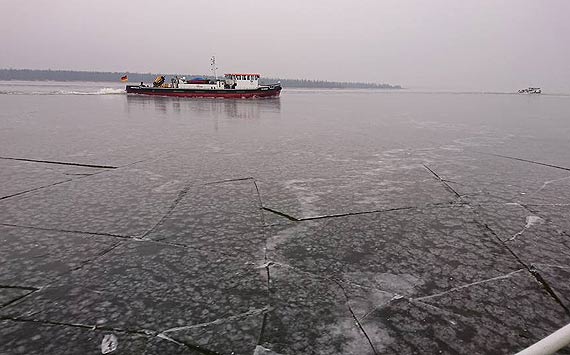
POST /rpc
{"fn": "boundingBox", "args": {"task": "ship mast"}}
[210,56,218,80]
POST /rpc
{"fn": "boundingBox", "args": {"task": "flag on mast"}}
[120,74,128,82]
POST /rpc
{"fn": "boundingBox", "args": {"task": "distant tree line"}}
[0,69,162,83]
[260,78,401,89]
[0,69,402,89]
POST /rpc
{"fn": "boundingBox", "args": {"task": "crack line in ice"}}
[257,188,274,348]
[204,176,254,185]
[139,184,193,239]
[0,156,118,169]
[0,152,178,202]
[471,212,570,316]
[0,179,74,201]
[412,299,448,313]
[529,268,570,314]
[2,300,225,354]
[410,299,467,328]
[262,201,461,223]
[67,241,123,274]
[155,333,185,345]
[251,178,268,228]
[262,207,298,221]
[267,261,395,299]
[0,288,40,310]
[159,306,270,334]
[529,175,570,197]
[0,223,132,239]
[414,269,525,301]
[0,285,38,291]
[526,203,570,207]
[299,206,416,221]
[1,316,214,353]
[474,152,570,172]
[157,333,223,355]
[0,168,117,202]
[1,222,263,262]
[358,294,405,322]
[332,278,379,355]
[506,215,544,242]
[0,316,155,335]
[422,164,462,199]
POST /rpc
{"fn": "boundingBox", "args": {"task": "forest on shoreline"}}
[0,69,402,89]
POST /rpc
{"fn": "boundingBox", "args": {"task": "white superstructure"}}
[223,74,261,89]
[168,73,265,90]
[177,79,224,90]
[518,87,541,94]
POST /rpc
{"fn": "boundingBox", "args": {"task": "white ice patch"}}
[253,345,283,355]
[508,215,544,241]
[344,271,422,296]
[152,180,182,194]
[265,224,312,252]
[101,334,118,354]
[525,215,544,228]
[348,286,395,321]
[283,179,323,217]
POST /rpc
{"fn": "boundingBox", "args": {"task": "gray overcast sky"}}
[2,0,570,91]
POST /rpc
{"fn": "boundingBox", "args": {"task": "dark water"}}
[1,81,570,354]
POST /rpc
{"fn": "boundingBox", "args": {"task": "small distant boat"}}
[126,57,281,99]
[518,87,541,94]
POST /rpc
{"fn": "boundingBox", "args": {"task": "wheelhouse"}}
[224,73,260,89]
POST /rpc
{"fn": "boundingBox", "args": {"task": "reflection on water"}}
[125,95,281,119]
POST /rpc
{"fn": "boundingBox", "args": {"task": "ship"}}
[126,57,281,99]
[518,87,541,94]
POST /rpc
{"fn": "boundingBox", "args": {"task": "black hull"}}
[126,85,282,98]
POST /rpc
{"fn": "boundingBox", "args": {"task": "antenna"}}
[210,56,218,80]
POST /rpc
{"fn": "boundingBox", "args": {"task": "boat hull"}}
[126,85,281,98]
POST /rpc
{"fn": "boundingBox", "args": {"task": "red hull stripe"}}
[126,87,281,99]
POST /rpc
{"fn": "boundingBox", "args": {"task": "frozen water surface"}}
[0,83,570,354]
